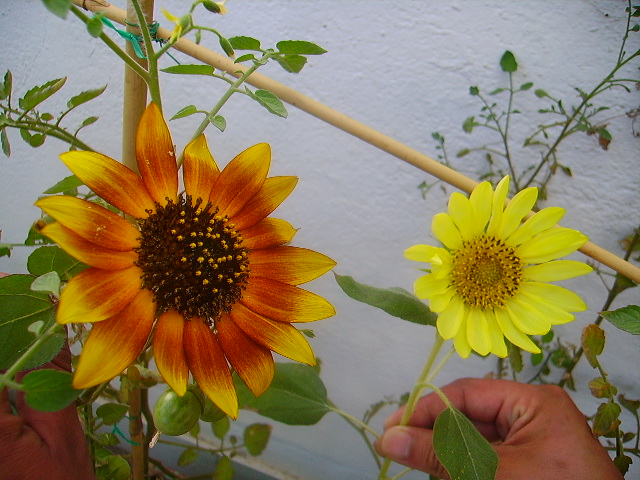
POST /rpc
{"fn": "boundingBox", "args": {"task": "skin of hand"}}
[375,377,623,480]
[0,345,96,480]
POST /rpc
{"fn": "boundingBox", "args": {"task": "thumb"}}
[375,426,450,479]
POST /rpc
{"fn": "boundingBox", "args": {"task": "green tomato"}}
[153,388,203,436]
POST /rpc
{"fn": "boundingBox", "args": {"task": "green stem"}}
[378,332,446,480]
[331,406,380,438]
[130,0,162,108]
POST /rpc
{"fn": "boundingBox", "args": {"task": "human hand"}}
[375,377,623,480]
[0,344,96,480]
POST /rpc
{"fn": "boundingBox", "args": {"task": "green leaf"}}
[601,305,640,334]
[213,455,234,480]
[67,85,107,109]
[161,64,215,76]
[80,116,99,128]
[170,104,198,120]
[469,86,480,96]
[95,454,131,480]
[41,0,72,19]
[0,275,64,370]
[433,406,498,480]
[592,401,621,436]
[43,175,84,194]
[243,423,271,456]
[177,447,198,466]
[508,343,523,373]
[275,54,308,73]
[19,78,67,111]
[234,53,256,64]
[31,271,61,297]
[519,82,533,91]
[582,323,605,368]
[0,70,12,100]
[534,88,549,98]
[209,114,226,132]
[27,245,87,279]
[96,403,129,425]
[276,40,327,55]
[86,14,104,37]
[218,36,235,57]
[228,36,262,51]
[500,50,518,73]
[22,369,80,411]
[1,128,10,157]
[253,90,288,118]
[462,116,476,133]
[212,416,230,439]
[588,378,617,399]
[334,273,436,326]
[238,362,330,425]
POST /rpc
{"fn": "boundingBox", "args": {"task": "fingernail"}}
[382,427,412,459]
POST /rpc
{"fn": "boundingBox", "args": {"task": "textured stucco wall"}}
[1,1,639,479]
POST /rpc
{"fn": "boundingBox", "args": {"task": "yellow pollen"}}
[197,257,204,263]
[180,257,187,262]
[195,270,202,276]
[177,235,184,241]
[189,243,196,249]
[190,232,197,237]
[170,229,176,234]
[202,279,209,285]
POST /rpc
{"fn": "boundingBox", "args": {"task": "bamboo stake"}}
[72,0,640,284]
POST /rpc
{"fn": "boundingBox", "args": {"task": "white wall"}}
[1,1,639,479]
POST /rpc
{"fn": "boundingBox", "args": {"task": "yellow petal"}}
[429,286,456,313]
[57,266,143,324]
[518,287,575,325]
[486,312,508,357]
[241,277,335,323]
[183,134,220,205]
[154,309,189,396]
[494,307,540,353]
[210,143,270,219]
[404,244,448,263]
[519,281,588,312]
[506,206,564,246]
[184,318,238,419]
[505,296,551,335]
[448,192,476,240]
[230,303,315,365]
[414,273,450,299]
[217,314,274,397]
[452,322,472,358]
[466,308,491,356]
[517,228,588,264]
[523,260,592,282]
[486,176,510,236]
[242,218,297,250]
[436,295,466,339]
[40,222,137,270]
[499,187,538,239]
[36,196,140,252]
[233,176,298,231]
[59,151,155,218]
[249,246,335,286]
[72,289,154,389]
[136,103,178,204]
[432,213,463,250]
[468,181,493,234]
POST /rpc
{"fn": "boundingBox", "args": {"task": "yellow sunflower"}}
[405,176,592,358]
[36,103,335,418]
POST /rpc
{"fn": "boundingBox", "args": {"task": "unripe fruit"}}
[153,388,203,436]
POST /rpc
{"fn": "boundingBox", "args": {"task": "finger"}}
[375,425,450,479]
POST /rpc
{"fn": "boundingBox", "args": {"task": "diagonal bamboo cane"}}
[73,0,640,283]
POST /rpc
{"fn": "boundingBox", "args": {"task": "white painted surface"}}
[1,1,638,478]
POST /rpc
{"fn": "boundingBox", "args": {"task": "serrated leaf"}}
[244,423,271,456]
[177,447,198,467]
[161,64,215,76]
[433,406,498,480]
[601,305,640,334]
[500,50,517,72]
[0,275,64,370]
[96,403,129,425]
[589,378,617,399]
[43,175,84,194]
[275,54,308,73]
[213,455,233,480]
[592,401,621,436]
[228,36,262,51]
[22,369,80,411]
[67,84,107,109]
[237,363,330,425]
[19,78,67,111]
[253,90,288,118]
[582,324,605,368]
[41,0,72,19]
[276,40,326,55]
[27,245,87,279]
[170,104,198,120]
[335,273,436,326]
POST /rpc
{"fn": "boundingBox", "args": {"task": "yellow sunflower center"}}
[450,235,523,309]
[135,195,250,321]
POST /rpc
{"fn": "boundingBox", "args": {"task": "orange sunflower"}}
[36,103,336,418]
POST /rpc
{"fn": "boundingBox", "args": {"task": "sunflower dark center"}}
[134,195,250,321]
[451,235,523,309]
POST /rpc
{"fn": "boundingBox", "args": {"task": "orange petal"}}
[154,309,189,396]
[241,277,335,323]
[209,143,270,219]
[136,103,178,204]
[183,134,220,205]
[40,222,137,270]
[217,314,274,397]
[230,302,315,365]
[59,151,155,218]
[57,266,143,324]
[72,289,155,389]
[35,196,140,252]
[242,218,297,250]
[233,176,298,230]
[183,318,238,419]
[249,246,335,285]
